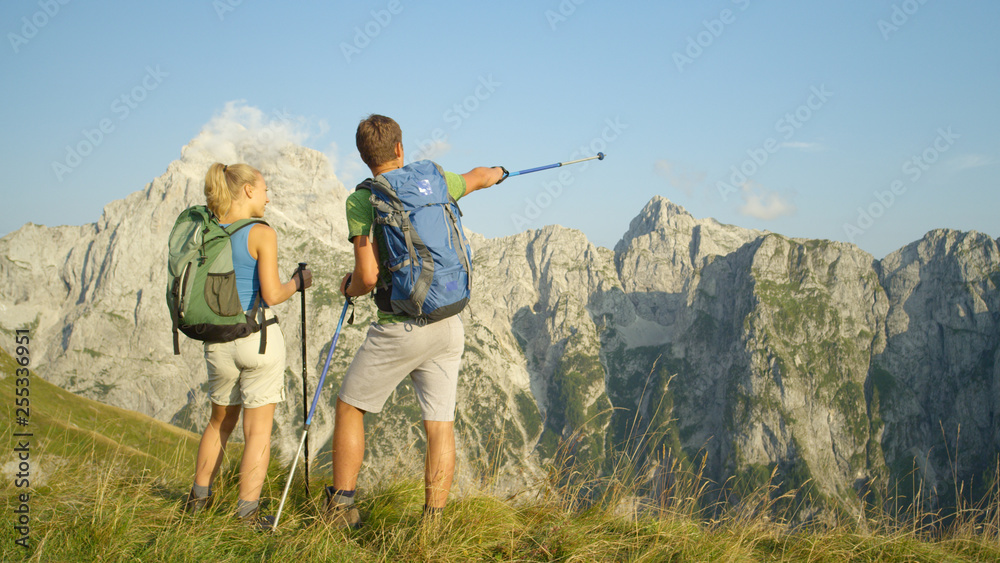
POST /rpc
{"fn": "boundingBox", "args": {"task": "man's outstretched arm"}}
[460,166,506,196]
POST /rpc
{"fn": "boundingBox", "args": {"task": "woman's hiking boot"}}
[237,499,275,532]
[183,489,213,514]
[238,508,276,532]
[323,486,361,528]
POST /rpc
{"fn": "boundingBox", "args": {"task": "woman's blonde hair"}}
[204,162,261,219]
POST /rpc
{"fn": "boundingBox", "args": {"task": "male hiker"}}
[323,114,506,526]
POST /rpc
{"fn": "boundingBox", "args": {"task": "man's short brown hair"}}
[356,114,402,169]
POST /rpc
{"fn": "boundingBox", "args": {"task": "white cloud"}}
[654,158,705,196]
[326,141,368,186]
[951,153,995,171]
[738,182,796,220]
[407,139,452,162]
[184,101,326,168]
[654,159,673,177]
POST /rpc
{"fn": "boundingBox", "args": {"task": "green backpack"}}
[166,206,275,355]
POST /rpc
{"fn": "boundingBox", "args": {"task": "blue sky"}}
[2,0,997,258]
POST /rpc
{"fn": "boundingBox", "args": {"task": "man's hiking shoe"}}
[422,505,444,521]
[323,487,361,529]
[183,489,213,514]
[420,505,444,531]
[324,502,362,529]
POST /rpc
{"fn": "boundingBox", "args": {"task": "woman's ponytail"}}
[204,163,261,219]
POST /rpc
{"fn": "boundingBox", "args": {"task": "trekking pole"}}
[274,298,352,531]
[496,152,605,183]
[297,262,310,497]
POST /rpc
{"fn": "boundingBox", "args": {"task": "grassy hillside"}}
[0,345,200,475]
[2,345,999,561]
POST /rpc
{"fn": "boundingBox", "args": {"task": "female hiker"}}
[183,162,311,529]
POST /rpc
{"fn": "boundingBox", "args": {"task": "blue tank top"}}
[224,224,265,311]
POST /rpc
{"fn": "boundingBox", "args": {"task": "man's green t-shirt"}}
[345,168,467,324]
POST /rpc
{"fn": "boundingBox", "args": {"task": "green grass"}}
[0,352,199,474]
[2,347,999,561]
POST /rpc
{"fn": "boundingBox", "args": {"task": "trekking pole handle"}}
[496,166,510,185]
[297,262,308,292]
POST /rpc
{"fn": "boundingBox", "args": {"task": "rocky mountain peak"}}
[615,196,694,249]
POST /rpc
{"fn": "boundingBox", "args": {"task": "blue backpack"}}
[360,160,473,322]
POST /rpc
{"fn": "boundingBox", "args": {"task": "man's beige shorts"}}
[203,309,286,409]
[338,315,464,421]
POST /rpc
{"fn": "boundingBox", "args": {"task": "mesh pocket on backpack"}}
[205,272,244,317]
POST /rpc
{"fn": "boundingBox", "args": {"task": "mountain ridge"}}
[3,133,998,518]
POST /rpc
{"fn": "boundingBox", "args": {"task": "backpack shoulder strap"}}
[357,177,398,212]
[356,177,400,313]
[224,218,268,236]
[355,178,378,192]
[425,162,462,211]
[366,174,396,197]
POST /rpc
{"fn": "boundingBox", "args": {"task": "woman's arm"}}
[249,224,311,305]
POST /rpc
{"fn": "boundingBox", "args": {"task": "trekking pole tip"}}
[597,152,605,160]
